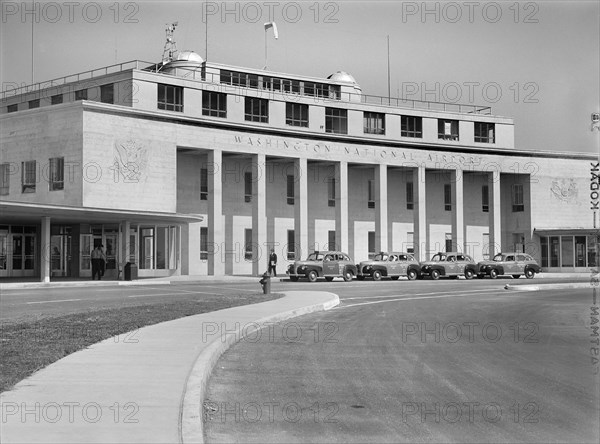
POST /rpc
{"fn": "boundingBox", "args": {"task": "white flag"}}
[264,22,278,39]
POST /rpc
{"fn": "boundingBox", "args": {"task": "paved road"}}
[204,279,600,443]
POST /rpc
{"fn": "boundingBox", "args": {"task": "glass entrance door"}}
[0,233,7,277]
[80,234,93,277]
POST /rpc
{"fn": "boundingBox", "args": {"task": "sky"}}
[1,0,599,155]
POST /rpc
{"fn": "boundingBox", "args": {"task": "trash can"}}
[259,272,271,294]
[124,262,138,281]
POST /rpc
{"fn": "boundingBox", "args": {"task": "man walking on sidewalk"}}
[91,244,106,280]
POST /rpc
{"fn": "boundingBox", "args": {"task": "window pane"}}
[575,236,586,267]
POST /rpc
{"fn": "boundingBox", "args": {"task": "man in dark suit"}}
[268,248,278,277]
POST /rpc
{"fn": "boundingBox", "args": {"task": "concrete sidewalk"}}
[0,291,340,444]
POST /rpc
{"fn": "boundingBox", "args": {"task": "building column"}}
[120,220,130,280]
[294,157,308,259]
[40,216,51,283]
[375,164,388,252]
[335,161,348,253]
[252,153,267,275]
[208,149,225,275]
[413,166,427,261]
[451,169,464,252]
[489,171,502,256]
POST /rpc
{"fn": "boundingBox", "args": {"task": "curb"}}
[0,280,171,290]
[179,291,340,444]
[504,282,594,291]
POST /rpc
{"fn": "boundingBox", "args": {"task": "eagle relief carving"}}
[550,178,578,203]
[113,139,149,183]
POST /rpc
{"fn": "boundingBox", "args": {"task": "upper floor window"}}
[286,103,308,127]
[200,227,208,260]
[512,184,524,212]
[287,175,295,205]
[200,168,208,200]
[244,172,252,202]
[245,97,268,123]
[51,94,63,105]
[287,230,295,260]
[244,228,253,260]
[22,160,36,193]
[75,89,88,101]
[368,180,375,209]
[328,230,336,251]
[401,115,422,138]
[202,91,227,118]
[406,182,414,210]
[475,122,495,143]
[158,84,183,112]
[49,157,64,191]
[444,184,452,211]
[364,112,385,135]
[29,99,40,109]
[325,107,347,134]
[368,231,376,259]
[7,104,18,113]
[100,84,114,104]
[482,185,489,212]
[327,178,335,207]
[438,119,459,141]
[0,163,10,195]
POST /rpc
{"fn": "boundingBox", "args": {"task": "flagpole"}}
[264,29,267,70]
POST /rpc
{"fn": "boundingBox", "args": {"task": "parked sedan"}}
[287,251,357,282]
[420,252,478,280]
[477,253,541,279]
[357,252,421,281]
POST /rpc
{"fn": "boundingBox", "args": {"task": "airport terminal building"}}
[0,48,597,281]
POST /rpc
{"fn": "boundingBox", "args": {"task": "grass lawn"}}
[0,292,282,393]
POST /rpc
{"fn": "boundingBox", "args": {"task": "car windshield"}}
[306,253,324,261]
[374,253,388,261]
[431,254,446,262]
[493,254,504,262]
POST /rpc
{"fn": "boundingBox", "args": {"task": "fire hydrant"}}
[259,272,271,294]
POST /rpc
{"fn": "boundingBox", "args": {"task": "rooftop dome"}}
[327,71,358,84]
[174,50,204,64]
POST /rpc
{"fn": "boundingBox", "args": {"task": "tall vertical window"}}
[200,168,208,200]
[540,237,548,267]
[482,233,490,260]
[368,180,375,209]
[512,184,524,212]
[200,227,208,260]
[287,175,295,205]
[364,112,385,135]
[158,84,184,112]
[327,178,336,207]
[445,233,453,252]
[29,99,40,109]
[202,91,227,117]
[244,172,252,202]
[482,185,489,212]
[0,163,10,195]
[575,236,586,267]
[444,184,452,211]
[328,231,336,251]
[100,84,114,104]
[244,229,253,260]
[368,231,376,259]
[406,232,414,254]
[325,107,348,134]
[245,97,269,123]
[286,103,309,127]
[401,116,422,138]
[75,89,88,100]
[49,157,64,191]
[406,182,414,210]
[51,94,63,105]
[287,230,295,260]
[438,119,459,141]
[474,122,495,143]
[22,160,36,193]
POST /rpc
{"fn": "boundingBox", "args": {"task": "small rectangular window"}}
[325,107,348,134]
[203,91,227,118]
[75,89,88,101]
[444,184,452,211]
[0,163,10,195]
[482,185,489,212]
[287,230,295,260]
[512,184,524,212]
[158,84,184,112]
[368,231,376,259]
[100,84,114,104]
[438,119,459,141]
[49,157,64,191]
[28,99,40,109]
[200,168,208,200]
[286,103,309,127]
[364,112,385,135]
[401,116,422,138]
[287,175,294,205]
[475,122,495,143]
[7,104,18,113]
[245,97,269,123]
[22,160,36,193]
[368,180,375,209]
[200,227,208,260]
[244,172,252,203]
[51,94,63,105]
[328,231,336,251]
[244,228,253,260]
[328,178,335,207]
[406,182,414,210]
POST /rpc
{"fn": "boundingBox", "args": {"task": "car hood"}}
[292,260,319,267]
[358,260,382,267]
[477,261,499,267]
[420,261,441,267]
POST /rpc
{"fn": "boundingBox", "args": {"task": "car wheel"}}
[343,269,353,282]
[307,270,318,282]
[464,269,474,280]
[372,270,382,281]
[407,269,418,281]
[290,276,299,282]
[325,276,334,282]
[357,275,365,281]
[391,276,400,280]
[431,269,440,280]
[489,269,498,279]
[525,268,535,279]
[512,274,521,279]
